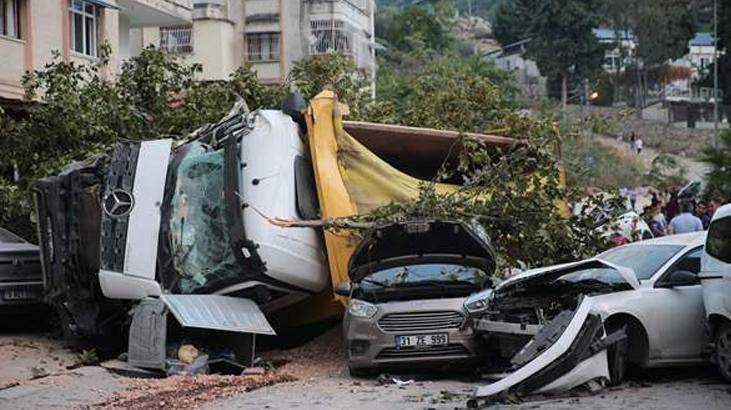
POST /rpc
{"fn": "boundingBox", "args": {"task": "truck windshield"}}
[361,263,488,291]
[169,146,241,293]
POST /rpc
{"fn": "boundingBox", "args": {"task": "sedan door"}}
[647,247,706,360]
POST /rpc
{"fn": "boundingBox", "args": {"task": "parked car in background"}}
[700,203,731,382]
[468,232,707,401]
[336,219,496,377]
[0,228,43,307]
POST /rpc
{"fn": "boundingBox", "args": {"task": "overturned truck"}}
[33,91,517,371]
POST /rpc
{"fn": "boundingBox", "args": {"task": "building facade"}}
[0,0,192,104]
[137,0,377,83]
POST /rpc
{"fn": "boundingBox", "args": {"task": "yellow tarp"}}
[305,91,457,299]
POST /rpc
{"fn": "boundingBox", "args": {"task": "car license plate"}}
[3,288,37,301]
[395,333,448,348]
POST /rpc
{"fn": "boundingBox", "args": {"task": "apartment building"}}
[138,0,376,83]
[0,0,192,105]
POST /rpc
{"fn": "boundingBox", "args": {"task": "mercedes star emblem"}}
[103,189,135,217]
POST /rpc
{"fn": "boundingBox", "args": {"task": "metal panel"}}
[160,294,276,335]
[124,139,172,280]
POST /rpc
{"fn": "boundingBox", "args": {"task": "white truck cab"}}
[700,203,731,381]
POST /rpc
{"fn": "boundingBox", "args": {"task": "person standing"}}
[668,201,704,234]
[635,136,643,154]
[629,132,637,152]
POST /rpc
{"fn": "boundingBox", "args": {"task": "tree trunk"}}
[561,74,568,109]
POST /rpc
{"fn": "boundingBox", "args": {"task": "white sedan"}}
[467,232,707,402]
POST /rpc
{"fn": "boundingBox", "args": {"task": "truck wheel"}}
[715,323,731,382]
[606,329,628,386]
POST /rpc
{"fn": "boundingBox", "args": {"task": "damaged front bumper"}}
[470,297,626,406]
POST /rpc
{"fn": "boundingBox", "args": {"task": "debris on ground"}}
[376,373,414,387]
[260,327,345,379]
[95,371,296,409]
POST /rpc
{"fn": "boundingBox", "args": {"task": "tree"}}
[524,0,605,108]
[703,130,731,200]
[491,0,538,46]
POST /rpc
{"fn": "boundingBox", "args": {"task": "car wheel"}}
[715,323,731,382]
[348,366,376,379]
[607,335,627,386]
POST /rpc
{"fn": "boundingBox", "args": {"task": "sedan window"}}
[598,244,683,280]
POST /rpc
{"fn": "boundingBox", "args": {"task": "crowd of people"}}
[641,187,724,237]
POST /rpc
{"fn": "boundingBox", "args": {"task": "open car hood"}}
[348,219,496,283]
[497,258,639,292]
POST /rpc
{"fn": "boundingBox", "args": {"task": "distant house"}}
[485,39,545,99]
[592,28,636,74]
[687,32,715,76]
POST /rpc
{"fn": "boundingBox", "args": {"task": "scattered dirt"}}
[260,326,346,380]
[94,372,296,409]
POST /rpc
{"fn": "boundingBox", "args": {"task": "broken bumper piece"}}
[470,297,626,407]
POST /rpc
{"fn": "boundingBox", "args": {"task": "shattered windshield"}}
[598,244,683,280]
[553,267,630,290]
[169,145,241,294]
[361,263,488,290]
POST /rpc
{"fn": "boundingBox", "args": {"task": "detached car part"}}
[470,297,626,406]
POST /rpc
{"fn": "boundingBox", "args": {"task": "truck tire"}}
[715,323,731,382]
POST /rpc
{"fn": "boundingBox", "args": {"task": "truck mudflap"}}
[128,295,275,370]
[470,297,626,407]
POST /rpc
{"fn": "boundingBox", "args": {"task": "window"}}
[666,247,703,276]
[69,0,98,57]
[708,216,731,263]
[246,32,280,62]
[598,244,684,280]
[310,20,352,55]
[160,25,193,54]
[0,0,21,39]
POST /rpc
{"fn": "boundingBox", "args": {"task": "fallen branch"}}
[246,203,374,230]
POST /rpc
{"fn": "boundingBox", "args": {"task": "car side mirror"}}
[658,270,699,288]
[334,281,354,296]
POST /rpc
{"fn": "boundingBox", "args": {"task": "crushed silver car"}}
[335,219,496,377]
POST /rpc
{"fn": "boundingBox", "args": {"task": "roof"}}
[634,231,706,247]
[690,32,714,47]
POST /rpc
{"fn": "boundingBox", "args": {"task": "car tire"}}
[715,323,731,382]
[607,334,627,386]
[348,366,376,379]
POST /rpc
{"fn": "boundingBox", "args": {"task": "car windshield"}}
[361,263,488,290]
[598,244,684,280]
[0,228,25,244]
[554,267,630,289]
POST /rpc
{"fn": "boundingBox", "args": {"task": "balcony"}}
[118,0,192,28]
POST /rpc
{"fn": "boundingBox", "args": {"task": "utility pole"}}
[467,0,472,17]
[714,0,719,148]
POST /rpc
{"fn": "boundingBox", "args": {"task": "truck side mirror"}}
[334,281,354,296]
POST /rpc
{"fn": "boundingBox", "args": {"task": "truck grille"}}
[377,344,470,359]
[378,311,465,333]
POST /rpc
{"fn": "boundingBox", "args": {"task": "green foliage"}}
[288,52,371,116]
[630,0,694,66]
[491,0,538,46]
[703,130,731,199]
[364,124,621,270]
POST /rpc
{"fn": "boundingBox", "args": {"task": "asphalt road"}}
[0,312,730,409]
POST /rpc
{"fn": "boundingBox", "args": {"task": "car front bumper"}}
[344,297,482,371]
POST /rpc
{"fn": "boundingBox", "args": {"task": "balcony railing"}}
[309,19,374,74]
[160,25,193,54]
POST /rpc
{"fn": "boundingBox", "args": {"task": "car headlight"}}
[464,289,494,315]
[348,299,378,318]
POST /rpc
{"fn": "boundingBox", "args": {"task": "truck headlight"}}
[464,289,493,315]
[348,299,378,318]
